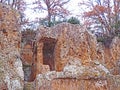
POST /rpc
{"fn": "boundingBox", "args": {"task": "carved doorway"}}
[42,37,57,71]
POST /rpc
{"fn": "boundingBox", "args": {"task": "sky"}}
[24,0,83,21]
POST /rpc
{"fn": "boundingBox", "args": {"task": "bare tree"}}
[79,0,120,36]
[34,0,70,27]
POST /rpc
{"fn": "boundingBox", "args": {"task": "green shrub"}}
[67,17,80,24]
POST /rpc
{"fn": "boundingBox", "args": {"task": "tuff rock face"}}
[97,37,120,75]
[34,60,120,90]
[33,23,120,76]
[1,3,120,89]
[0,4,24,90]
[21,29,36,65]
[28,23,120,90]
[33,23,98,75]
[21,29,36,82]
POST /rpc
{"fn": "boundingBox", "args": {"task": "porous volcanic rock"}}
[97,37,120,75]
[33,23,98,76]
[34,61,120,90]
[33,23,120,77]
[32,23,120,90]
[0,4,24,90]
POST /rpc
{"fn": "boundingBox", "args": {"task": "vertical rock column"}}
[0,4,24,90]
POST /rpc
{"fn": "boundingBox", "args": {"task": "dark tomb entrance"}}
[42,37,57,71]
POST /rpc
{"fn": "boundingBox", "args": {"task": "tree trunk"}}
[48,11,51,27]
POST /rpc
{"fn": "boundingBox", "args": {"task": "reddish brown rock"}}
[33,23,98,75]
[51,79,108,90]
[34,63,120,90]
[21,29,36,82]
[32,23,120,90]
[97,37,120,75]
[21,29,36,65]
[1,1,120,90]
[0,4,24,89]
[33,23,120,77]
[21,44,33,65]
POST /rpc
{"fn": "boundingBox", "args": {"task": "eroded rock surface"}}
[34,23,97,74]
[1,3,120,89]
[0,4,24,90]
[97,37,120,75]
[34,61,120,90]
[33,23,120,76]
[31,23,120,90]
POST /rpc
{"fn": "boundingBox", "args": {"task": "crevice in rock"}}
[23,64,32,82]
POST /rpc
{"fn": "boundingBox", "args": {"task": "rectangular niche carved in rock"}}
[42,37,57,71]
